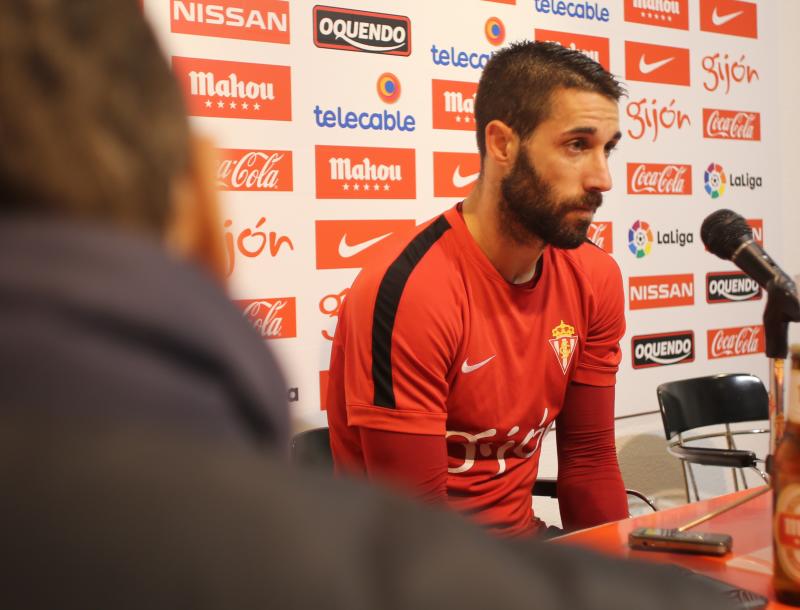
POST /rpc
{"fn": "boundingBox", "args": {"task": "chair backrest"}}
[290,427,333,472]
[656,373,768,440]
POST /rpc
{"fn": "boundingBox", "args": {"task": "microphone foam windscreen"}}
[700,209,753,260]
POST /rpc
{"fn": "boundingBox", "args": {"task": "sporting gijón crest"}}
[549,320,578,375]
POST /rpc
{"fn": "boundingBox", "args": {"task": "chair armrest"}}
[532,477,558,498]
[668,445,757,468]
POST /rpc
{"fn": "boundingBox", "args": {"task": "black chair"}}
[290,428,656,513]
[656,373,769,502]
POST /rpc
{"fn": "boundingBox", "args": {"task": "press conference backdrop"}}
[143,0,778,436]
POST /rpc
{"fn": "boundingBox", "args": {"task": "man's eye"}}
[604,145,617,158]
[567,140,587,151]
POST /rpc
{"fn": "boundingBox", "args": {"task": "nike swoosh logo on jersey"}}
[638,55,674,75]
[337,232,392,258]
[461,355,495,374]
[711,7,743,26]
[452,165,479,189]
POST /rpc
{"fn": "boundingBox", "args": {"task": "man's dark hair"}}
[0,0,190,235]
[475,41,625,159]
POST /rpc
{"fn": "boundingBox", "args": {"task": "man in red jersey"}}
[327,41,628,537]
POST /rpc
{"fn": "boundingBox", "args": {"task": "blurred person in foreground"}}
[0,2,732,609]
[328,41,627,537]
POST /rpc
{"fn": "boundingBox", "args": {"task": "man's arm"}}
[555,382,627,531]
[360,428,448,501]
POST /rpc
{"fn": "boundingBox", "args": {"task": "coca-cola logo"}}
[587,222,613,253]
[632,331,694,369]
[703,108,761,141]
[627,163,692,195]
[216,149,292,191]
[706,271,761,303]
[235,297,297,339]
[707,325,765,359]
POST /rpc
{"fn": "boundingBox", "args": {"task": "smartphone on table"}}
[628,527,732,556]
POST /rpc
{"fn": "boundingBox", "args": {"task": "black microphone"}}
[701,209,797,298]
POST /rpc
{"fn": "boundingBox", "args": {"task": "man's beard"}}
[499,150,603,249]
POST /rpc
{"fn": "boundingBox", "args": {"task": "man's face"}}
[499,88,620,249]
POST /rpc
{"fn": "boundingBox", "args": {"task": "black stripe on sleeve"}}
[372,215,452,408]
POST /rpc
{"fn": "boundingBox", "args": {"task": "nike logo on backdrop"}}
[461,355,495,374]
[638,55,674,74]
[711,7,743,26]
[452,165,479,189]
[338,232,392,258]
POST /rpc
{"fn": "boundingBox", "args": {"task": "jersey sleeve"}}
[572,249,625,387]
[340,238,461,436]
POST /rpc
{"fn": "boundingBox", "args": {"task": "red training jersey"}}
[327,204,625,536]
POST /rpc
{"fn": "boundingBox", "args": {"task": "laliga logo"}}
[485,17,505,46]
[628,220,653,258]
[376,72,401,103]
[704,163,726,199]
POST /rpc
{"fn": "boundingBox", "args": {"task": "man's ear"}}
[165,135,226,284]
[484,120,519,170]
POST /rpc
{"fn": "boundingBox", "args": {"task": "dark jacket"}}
[0,217,733,610]
[0,216,288,448]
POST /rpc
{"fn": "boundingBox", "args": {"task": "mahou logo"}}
[629,274,694,310]
[706,271,761,304]
[703,108,761,141]
[588,222,613,253]
[534,29,610,70]
[707,325,765,359]
[216,149,292,191]
[170,0,290,44]
[747,218,763,246]
[315,145,416,199]
[625,41,691,86]
[173,56,291,121]
[700,0,758,39]
[315,219,416,270]
[235,297,297,339]
[433,152,480,197]
[313,5,411,56]
[624,0,688,30]
[432,80,477,131]
[627,163,692,195]
[632,330,695,369]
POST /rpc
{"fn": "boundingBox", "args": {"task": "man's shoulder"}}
[350,210,460,297]
[556,240,622,287]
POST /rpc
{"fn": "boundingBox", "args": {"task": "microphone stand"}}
[676,280,800,534]
[763,276,800,475]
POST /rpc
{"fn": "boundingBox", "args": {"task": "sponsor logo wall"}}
[146,0,778,426]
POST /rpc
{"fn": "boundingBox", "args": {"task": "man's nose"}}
[585,151,613,193]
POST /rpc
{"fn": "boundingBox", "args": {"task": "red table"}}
[556,487,793,609]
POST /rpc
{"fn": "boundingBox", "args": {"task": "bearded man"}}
[327,41,628,537]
